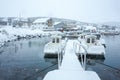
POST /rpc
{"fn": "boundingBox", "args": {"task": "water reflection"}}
[28,41,32,48]
[86,58,105,66]
[44,58,58,64]
[0,37,59,80]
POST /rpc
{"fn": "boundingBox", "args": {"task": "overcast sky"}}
[0,0,120,23]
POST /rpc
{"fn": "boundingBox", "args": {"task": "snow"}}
[0,26,43,37]
[44,43,61,54]
[60,40,84,71]
[76,25,82,29]
[84,26,97,30]
[44,70,101,80]
[54,22,61,25]
[0,26,57,47]
[87,45,105,55]
[33,18,50,23]
[100,38,105,45]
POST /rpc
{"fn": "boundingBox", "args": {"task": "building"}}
[83,26,97,33]
[32,18,49,29]
[0,18,8,26]
[12,18,29,27]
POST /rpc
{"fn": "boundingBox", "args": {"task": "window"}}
[92,38,95,43]
[96,35,101,40]
[87,38,90,43]
[52,38,55,43]
[81,36,83,39]
[56,38,59,43]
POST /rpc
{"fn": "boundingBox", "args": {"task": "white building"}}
[32,18,50,30]
[84,26,97,33]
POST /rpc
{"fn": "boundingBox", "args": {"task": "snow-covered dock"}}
[43,40,101,80]
[60,40,84,71]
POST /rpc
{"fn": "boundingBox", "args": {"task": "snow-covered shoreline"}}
[0,26,62,47]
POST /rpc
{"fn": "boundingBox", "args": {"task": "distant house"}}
[84,26,97,33]
[76,25,82,30]
[12,18,29,27]
[0,18,8,26]
[0,21,7,26]
[33,18,50,25]
[64,23,77,31]
[32,17,53,30]
[54,22,66,31]
[66,23,76,28]
[19,18,29,27]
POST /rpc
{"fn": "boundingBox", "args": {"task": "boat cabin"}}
[51,36,62,44]
[79,34,87,39]
[92,33,101,40]
[85,35,97,45]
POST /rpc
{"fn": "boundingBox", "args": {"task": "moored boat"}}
[44,35,67,58]
[78,34,105,58]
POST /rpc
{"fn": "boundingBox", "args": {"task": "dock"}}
[43,40,101,80]
[60,40,84,71]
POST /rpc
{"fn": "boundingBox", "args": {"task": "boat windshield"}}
[52,38,55,43]
[92,38,95,43]
[87,38,90,43]
[56,38,60,43]
[96,34,101,40]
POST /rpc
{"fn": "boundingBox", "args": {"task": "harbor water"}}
[0,35,120,80]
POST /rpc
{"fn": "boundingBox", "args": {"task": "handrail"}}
[58,38,67,69]
[73,42,87,70]
[58,48,61,69]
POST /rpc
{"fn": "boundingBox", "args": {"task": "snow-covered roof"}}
[33,18,50,23]
[85,26,97,30]
[85,35,96,39]
[1,18,8,22]
[77,25,82,28]
[12,18,28,22]
[20,18,28,21]
[54,22,61,25]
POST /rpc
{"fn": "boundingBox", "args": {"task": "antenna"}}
[19,12,22,21]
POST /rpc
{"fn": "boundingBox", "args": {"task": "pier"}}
[43,40,101,80]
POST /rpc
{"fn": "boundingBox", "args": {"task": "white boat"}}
[78,34,105,56]
[92,33,106,48]
[44,35,67,58]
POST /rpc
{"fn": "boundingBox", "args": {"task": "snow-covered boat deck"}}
[43,40,101,80]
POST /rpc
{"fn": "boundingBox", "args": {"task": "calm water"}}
[0,35,120,80]
[104,35,120,68]
[0,37,58,80]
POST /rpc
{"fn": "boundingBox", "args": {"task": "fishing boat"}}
[78,34,105,58]
[92,33,106,48]
[44,35,67,58]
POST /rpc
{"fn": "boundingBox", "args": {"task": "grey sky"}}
[0,0,120,23]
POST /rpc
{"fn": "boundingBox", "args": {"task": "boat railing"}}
[73,42,87,70]
[58,38,67,69]
[58,48,62,69]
